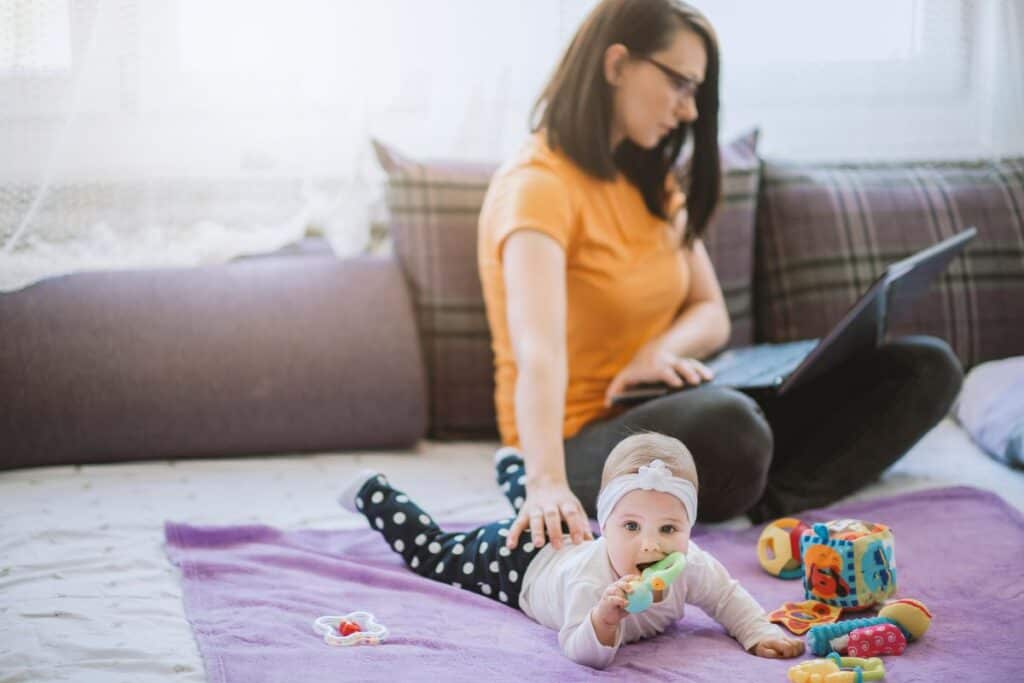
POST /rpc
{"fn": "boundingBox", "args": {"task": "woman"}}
[478,0,962,551]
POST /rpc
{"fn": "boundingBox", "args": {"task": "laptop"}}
[611,227,977,405]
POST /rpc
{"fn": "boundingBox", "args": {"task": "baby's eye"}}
[624,521,639,532]
[660,525,677,534]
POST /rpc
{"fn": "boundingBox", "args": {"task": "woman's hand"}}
[506,480,594,550]
[751,636,805,658]
[604,342,714,406]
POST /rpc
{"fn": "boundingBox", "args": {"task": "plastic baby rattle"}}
[788,653,886,683]
[313,611,388,646]
[626,551,687,614]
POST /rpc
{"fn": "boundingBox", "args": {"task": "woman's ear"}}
[603,43,630,86]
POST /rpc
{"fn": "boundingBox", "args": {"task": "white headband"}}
[596,459,697,530]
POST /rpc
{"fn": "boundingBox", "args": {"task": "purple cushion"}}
[956,355,1024,467]
[0,252,428,470]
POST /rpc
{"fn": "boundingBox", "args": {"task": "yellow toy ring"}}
[788,653,885,683]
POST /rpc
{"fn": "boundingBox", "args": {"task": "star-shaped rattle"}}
[313,611,388,646]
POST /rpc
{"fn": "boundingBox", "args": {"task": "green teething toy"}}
[626,551,687,613]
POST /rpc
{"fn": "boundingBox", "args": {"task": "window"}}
[0,0,72,73]
[713,0,922,65]
[708,0,969,106]
[702,0,987,159]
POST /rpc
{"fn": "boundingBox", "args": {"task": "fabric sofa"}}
[1,132,1022,469]
[376,132,1024,439]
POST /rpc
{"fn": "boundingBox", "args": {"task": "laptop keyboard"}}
[611,339,822,406]
[708,339,820,388]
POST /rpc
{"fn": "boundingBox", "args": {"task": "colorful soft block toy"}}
[798,519,896,610]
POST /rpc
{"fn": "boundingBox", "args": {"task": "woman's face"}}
[607,28,707,150]
[602,489,691,579]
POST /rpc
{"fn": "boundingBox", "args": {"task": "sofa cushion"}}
[754,157,1024,368]
[373,141,498,438]
[955,356,1024,468]
[0,252,428,470]
[691,129,761,349]
[375,132,762,438]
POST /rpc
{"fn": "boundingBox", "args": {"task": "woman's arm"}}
[502,229,591,550]
[603,238,730,403]
[655,238,731,359]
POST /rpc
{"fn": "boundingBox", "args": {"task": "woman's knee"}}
[884,335,964,418]
[651,387,774,521]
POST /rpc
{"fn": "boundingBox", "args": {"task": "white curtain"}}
[1,0,1021,292]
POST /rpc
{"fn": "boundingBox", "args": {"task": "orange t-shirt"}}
[478,133,690,446]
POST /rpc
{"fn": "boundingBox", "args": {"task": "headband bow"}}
[595,459,697,530]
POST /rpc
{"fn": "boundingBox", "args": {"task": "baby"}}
[339,432,803,668]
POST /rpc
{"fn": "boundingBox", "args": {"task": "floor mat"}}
[165,486,1024,681]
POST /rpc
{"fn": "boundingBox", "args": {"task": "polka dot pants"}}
[354,450,539,608]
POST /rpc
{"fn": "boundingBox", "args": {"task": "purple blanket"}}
[165,486,1024,681]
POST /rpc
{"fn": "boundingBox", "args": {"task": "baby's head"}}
[597,433,699,579]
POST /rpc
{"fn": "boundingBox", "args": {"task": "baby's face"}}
[602,489,691,579]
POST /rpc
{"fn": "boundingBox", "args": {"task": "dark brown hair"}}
[531,0,721,245]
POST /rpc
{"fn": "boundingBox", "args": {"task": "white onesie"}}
[518,538,784,669]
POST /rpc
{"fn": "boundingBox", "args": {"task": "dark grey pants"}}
[563,335,963,523]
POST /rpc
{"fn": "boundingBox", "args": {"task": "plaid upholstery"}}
[375,132,763,438]
[373,141,498,438]
[697,129,760,348]
[755,158,1024,368]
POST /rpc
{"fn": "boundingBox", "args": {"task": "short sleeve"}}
[482,165,574,260]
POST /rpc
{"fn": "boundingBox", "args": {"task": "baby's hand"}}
[592,575,638,627]
[752,636,805,658]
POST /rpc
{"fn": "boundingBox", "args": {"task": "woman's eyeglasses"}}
[635,55,700,100]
